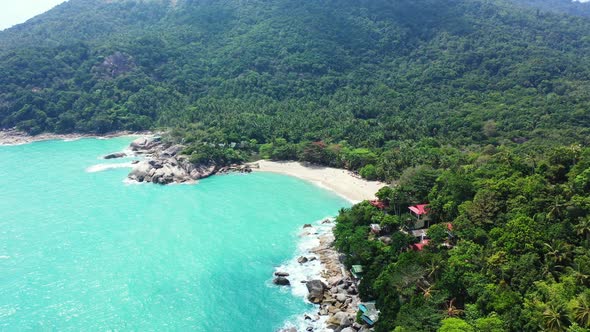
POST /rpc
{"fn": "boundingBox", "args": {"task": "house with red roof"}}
[408,204,430,229]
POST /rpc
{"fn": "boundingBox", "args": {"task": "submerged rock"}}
[103,152,126,159]
[273,276,291,286]
[277,328,297,332]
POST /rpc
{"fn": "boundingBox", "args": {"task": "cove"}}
[0,137,349,331]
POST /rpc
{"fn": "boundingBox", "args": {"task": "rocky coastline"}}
[115,136,252,184]
[275,220,373,332]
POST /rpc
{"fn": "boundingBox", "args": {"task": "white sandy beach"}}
[251,160,387,204]
[0,129,150,146]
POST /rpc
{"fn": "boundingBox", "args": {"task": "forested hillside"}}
[3,1,590,331]
[1,0,590,159]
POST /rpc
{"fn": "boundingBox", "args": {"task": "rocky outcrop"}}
[128,157,217,184]
[126,136,220,184]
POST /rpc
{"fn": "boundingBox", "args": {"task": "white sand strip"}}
[250,160,387,204]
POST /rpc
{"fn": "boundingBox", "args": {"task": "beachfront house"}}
[359,302,380,326]
[408,204,430,229]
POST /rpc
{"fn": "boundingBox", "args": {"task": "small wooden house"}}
[359,302,380,326]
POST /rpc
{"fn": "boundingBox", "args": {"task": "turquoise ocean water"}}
[0,137,349,331]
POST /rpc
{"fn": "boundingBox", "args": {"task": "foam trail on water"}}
[276,217,336,332]
[86,162,134,173]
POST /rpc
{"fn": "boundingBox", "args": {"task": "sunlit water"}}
[0,137,349,331]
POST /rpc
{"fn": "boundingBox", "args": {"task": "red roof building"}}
[410,239,430,251]
[408,204,429,216]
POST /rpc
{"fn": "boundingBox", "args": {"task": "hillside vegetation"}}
[2,1,590,331]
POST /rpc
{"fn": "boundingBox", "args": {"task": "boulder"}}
[306,280,326,304]
[274,271,290,277]
[335,293,347,303]
[339,314,353,327]
[298,256,309,264]
[130,136,160,151]
[341,328,355,332]
[273,277,291,286]
[128,160,151,182]
[326,312,349,326]
[303,224,313,228]
[104,152,126,159]
[161,144,185,157]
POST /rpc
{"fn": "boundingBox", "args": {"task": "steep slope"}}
[0,0,589,148]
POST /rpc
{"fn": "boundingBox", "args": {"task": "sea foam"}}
[86,162,134,173]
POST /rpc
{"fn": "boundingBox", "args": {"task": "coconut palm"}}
[542,302,569,332]
[575,217,590,245]
[443,298,464,317]
[567,261,590,287]
[571,294,590,328]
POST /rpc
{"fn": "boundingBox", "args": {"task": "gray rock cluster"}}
[124,136,254,185]
[129,158,217,185]
[125,136,217,184]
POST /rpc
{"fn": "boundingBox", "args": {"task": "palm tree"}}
[426,258,442,282]
[542,302,569,332]
[546,197,567,222]
[571,294,590,328]
[567,261,590,287]
[575,218,590,245]
[544,241,572,279]
[443,298,464,317]
[418,285,436,300]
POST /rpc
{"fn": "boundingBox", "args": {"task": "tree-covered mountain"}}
[509,0,590,17]
[1,0,590,152]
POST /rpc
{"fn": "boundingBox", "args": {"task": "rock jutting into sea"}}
[125,136,252,185]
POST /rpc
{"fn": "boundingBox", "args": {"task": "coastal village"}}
[274,198,454,332]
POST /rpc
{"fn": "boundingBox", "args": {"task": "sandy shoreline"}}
[250,160,386,204]
[0,129,150,146]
